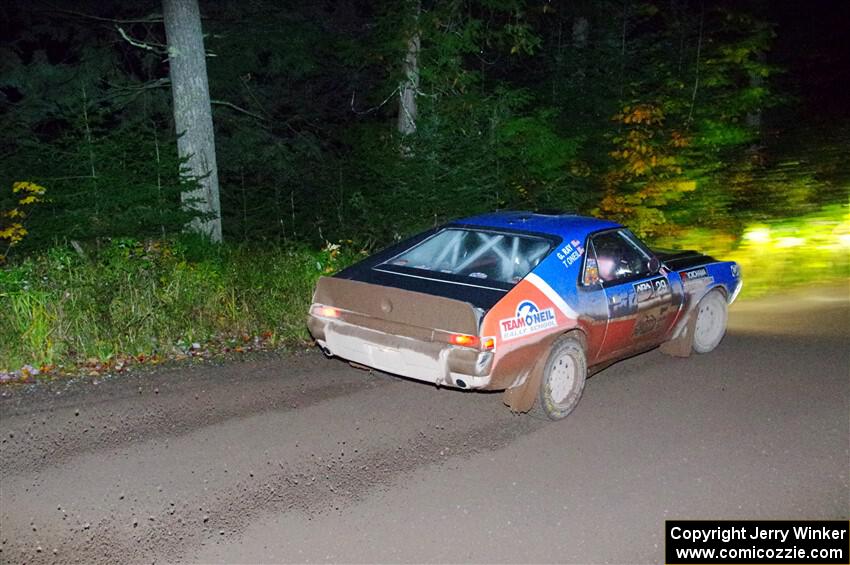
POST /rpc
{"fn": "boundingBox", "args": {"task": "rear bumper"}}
[308,315,494,389]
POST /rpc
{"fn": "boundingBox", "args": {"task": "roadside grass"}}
[2,204,847,381]
[0,237,359,378]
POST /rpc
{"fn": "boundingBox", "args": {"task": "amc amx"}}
[307,211,742,420]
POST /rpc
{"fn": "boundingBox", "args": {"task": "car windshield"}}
[382,228,553,284]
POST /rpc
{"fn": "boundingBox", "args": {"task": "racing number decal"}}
[632,276,672,337]
[633,277,669,300]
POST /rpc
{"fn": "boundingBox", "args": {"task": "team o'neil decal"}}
[499,300,558,340]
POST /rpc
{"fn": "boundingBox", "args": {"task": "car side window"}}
[587,230,652,284]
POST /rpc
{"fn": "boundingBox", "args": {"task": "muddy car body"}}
[308,212,742,419]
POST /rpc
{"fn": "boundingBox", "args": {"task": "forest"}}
[1,0,847,378]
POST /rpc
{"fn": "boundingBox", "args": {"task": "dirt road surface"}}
[1,285,847,564]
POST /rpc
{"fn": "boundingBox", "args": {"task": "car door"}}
[585,230,676,361]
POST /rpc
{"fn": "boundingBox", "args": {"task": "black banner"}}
[666,520,849,564]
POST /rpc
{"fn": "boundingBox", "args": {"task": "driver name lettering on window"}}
[556,239,584,269]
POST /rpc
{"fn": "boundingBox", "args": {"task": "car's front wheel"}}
[692,290,728,353]
[532,336,587,420]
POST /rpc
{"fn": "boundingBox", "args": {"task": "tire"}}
[531,336,587,421]
[692,290,728,354]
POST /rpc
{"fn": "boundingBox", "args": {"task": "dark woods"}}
[0,0,847,256]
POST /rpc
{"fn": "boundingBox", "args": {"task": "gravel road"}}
[1,285,847,564]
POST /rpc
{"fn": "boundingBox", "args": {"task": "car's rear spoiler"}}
[652,248,717,271]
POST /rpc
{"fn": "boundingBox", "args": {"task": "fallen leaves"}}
[0,331,284,386]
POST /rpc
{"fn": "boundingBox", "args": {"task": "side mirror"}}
[648,256,661,273]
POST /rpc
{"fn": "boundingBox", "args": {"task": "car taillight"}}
[449,333,478,347]
[445,334,495,350]
[313,305,340,318]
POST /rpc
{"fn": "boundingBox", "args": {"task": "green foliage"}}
[312,1,594,245]
[584,1,781,236]
[598,103,695,236]
[0,237,358,371]
[0,1,200,255]
[652,203,850,298]
[2,0,835,251]
[2,0,848,376]
[0,112,200,254]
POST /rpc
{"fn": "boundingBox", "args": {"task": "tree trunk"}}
[571,16,588,85]
[746,63,763,132]
[746,58,765,160]
[397,3,421,136]
[163,0,222,242]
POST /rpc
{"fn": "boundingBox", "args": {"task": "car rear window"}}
[379,228,553,285]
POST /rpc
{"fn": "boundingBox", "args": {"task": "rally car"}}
[307,211,742,420]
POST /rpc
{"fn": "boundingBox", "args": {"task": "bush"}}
[4,204,847,375]
[0,237,359,372]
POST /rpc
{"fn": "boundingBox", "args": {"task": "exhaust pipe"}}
[318,343,333,358]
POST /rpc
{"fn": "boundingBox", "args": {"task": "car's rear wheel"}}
[692,290,728,353]
[531,336,587,420]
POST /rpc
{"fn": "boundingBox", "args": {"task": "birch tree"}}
[572,16,588,85]
[163,0,222,242]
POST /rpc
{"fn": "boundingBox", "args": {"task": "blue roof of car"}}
[452,211,621,241]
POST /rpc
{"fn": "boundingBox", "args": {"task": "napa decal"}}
[499,300,558,340]
[632,277,673,337]
[633,276,670,302]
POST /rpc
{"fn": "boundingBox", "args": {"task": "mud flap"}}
[659,310,696,357]
[501,333,563,413]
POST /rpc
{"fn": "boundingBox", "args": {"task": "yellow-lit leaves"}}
[2,181,47,258]
[12,181,46,196]
[669,130,690,148]
[0,224,28,242]
[569,160,592,178]
[601,103,695,235]
[614,103,664,125]
[514,182,530,200]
